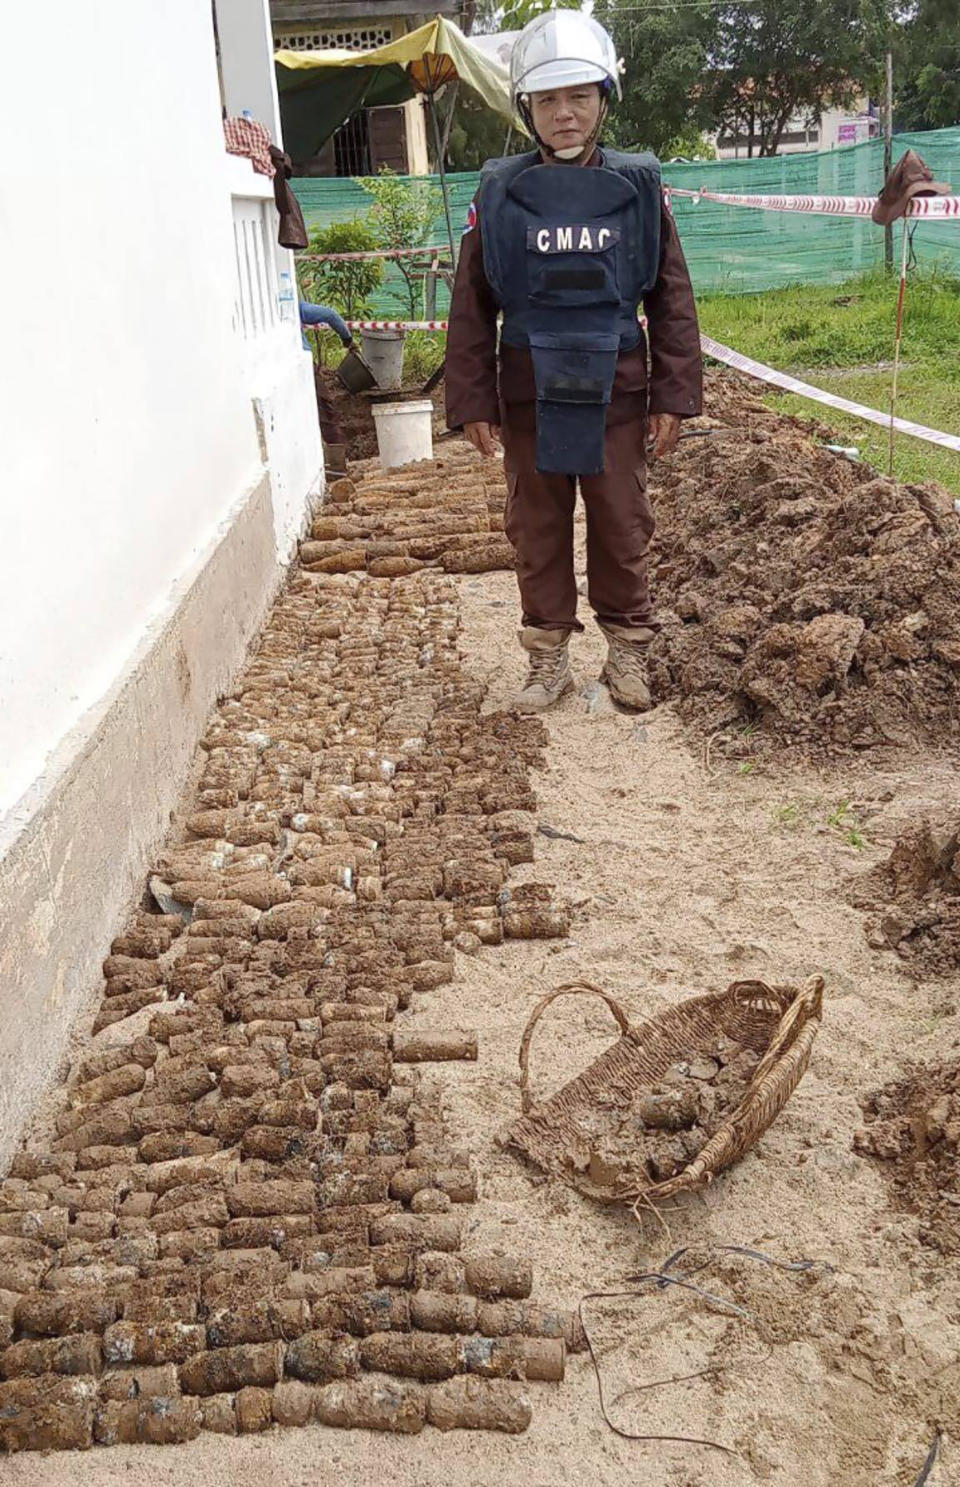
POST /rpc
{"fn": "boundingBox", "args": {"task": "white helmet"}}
[510,10,622,104]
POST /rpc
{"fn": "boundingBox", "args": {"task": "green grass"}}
[698,266,960,495]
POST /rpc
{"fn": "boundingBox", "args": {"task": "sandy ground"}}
[6,524,959,1486]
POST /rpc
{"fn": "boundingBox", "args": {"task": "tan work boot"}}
[514,627,574,712]
[600,623,653,710]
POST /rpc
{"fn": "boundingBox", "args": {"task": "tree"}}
[500,0,580,30]
[596,0,718,155]
[445,89,517,172]
[298,220,384,321]
[703,0,889,157]
[895,0,960,130]
[356,169,444,318]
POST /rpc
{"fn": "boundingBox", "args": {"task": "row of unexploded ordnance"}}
[0,1372,533,1449]
[0,567,578,1448]
[300,452,515,576]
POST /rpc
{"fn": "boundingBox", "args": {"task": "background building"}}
[271,0,464,174]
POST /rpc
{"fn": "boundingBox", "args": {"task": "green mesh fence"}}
[293,126,960,316]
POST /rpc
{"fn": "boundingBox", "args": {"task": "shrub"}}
[298,219,385,322]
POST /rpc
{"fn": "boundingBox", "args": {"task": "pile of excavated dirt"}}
[0,557,577,1453]
[300,448,512,579]
[647,372,960,755]
[854,1057,960,1255]
[852,813,960,977]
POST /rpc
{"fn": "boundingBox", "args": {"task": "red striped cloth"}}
[223,116,275,178]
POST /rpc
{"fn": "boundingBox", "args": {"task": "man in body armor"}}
[446,10,702,711]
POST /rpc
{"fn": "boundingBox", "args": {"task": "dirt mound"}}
[853,813,960,977]
[854,1057,960,1254]
[647,372,960,756]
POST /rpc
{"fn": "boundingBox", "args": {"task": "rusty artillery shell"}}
[427,1376,531,1433]
[221,1216,313,1249]
[158,1229,219,1264]
[14,1290,120,1336]
[464,1256,532,1300]
[101,956,166,990]
[311,1290,410,1337]
[110,926,174,959]
[1,1332,101,1379]
[409,1291,478,1334]
[284,1332,360,1383]
[241,1126,313,1162]
[370,1214,461,1253]
[103,1321,207,1366]
[476,1300,579,1348]
[71,1062,146,1108]
[151,1193,229,1234]
[236,1385,274,1433]
[78,1035,158,1080]
[206,1299,309,1348]
[179,1340,285,1396]
[410,1188,451,1215]
[319,1050,392,1091]
[457,1335,529,1379]
[313,1375,427,1434]
[99,1364,178,1403]
[144,1150,236,1194]
[502,909,571,940]
[226,1181,315,1218]
[0,1208,68,1246]
[219,1065,280,1099]
[0,1373,97,1451]
[359,1331,457,1381]
[123,1295,198,1324]
[389,1168,476,1204]
[414,1253,466,1294]
[319,1023,390,1052]
[318,1170,389,1208]
[44,1261,138,1293]
[392,1032,477,1064]
[95,1394,202,1446]
[8,1152,77,1181]
[200,1392,237,1434]
[272,1378,316,1427]
[58,1109,134,1152]
[282,1266,376,1301]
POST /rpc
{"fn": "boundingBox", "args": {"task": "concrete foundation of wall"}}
[0,472,288,1172]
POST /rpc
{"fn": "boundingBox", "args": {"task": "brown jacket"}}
[445,154,702,430]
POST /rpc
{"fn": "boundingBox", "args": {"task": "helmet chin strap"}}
[520,94,609,166]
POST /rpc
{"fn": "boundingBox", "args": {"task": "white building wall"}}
[0,0,321,819]
[0,0,323,1166]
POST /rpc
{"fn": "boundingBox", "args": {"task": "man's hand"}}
[464,421,501,458]
[647,413,682,460]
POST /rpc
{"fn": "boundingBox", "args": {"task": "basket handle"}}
[519,980,631,1116]
[747,975,824,1091]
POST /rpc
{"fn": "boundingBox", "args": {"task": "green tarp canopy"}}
[275,17,521,164]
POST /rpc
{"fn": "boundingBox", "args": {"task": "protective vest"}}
[476,148,661,475]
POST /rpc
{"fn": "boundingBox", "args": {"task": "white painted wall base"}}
[0,472,303,1172]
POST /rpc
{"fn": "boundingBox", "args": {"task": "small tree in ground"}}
[298,219,384,322]
[356,168,444,320]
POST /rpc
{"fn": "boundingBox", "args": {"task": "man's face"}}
[529,83,602,155]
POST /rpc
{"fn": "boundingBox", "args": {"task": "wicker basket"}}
[506,976,824,1205]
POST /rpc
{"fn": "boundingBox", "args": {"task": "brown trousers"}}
[501,403,657,634]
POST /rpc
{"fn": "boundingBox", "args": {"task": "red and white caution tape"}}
[346,319,449,331]
[701,333,960,453]
[299,246,449,262]
[666,185,960,219]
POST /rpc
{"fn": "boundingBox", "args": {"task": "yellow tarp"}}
[275,17,522,129]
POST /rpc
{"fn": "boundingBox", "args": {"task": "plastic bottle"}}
[278,270,295,322]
